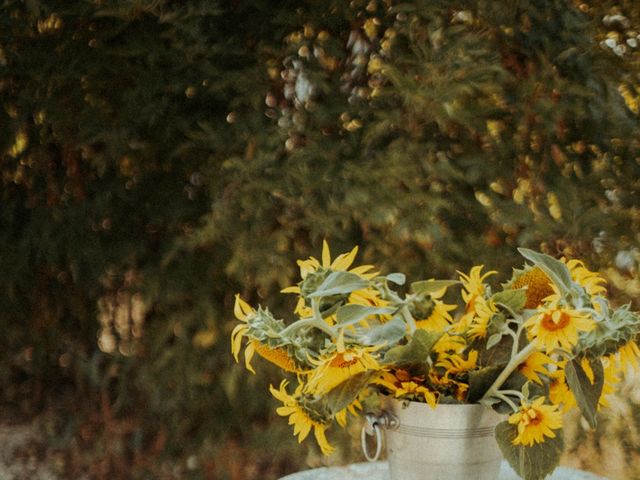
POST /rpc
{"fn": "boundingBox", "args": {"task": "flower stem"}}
[482,342,537,402]
[280,317,336,338]
[492,391,519,412]
[381,286,416,334]
[511,321,526,358]
[499,389,525,400]
[400,306,417,334]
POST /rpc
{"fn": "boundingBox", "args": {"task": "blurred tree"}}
[1,0,640,479]
[208,0,640,283]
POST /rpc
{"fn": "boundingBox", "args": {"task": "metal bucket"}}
[362,399,503,480]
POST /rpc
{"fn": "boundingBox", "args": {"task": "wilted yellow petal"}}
[244,341,257,374]
[322,240,331,267]
[331,246,358,271]
[234,294,253,320]
[281,286,301,294]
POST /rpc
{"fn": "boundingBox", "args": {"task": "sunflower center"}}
[522,408,543,426]
[254,342,299,372]
[540,311,570,331]
[512,267,554,308]
[330,352,359,368]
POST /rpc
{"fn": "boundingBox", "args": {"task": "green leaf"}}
[354,316,407,346]
[381,272,406,285]
[307,271,369,298]
[495,421,563,480]
[335,304,397,326]
[486,333,504,350]
[517,249,573,294]
[564,357,604,429]
[410,279,459,295]
[492,288,527,313]
[382,329,442,370]
[324,371,375,415]
[467,366,501,403]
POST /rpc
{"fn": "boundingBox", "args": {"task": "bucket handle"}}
[361,411,399,462]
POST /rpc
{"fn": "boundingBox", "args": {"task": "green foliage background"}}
[1,0,640,478]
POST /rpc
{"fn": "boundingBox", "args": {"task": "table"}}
[280,461,606,480]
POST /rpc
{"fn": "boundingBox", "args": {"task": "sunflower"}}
[428,368,469,401]
[394,381,438,408]
[459,265,496,313]
[301,240,377,280]
[518,351,554,385]
[415,300,457,331]
[580,356,620,409]
[548,366,576,412]
[563,259,607,297]
[508,397,563,446]
[429,350,478,401]
[348,287,392,323]
[456,266,497,337]
[270,380,334,455]
[510,266,554,309]
[433,333,467,354]
[548,357,618,411]
[437,350,478,376]
[616,340,640,372]
[252,342,305,373]
[375,370,438,407]
[466,296,497,340]
[281,240,379,318]
[335,398,362,428]
[230,295,303,373]
[230,294,258,373]
[525,305,595,353]
[305,331,380,395]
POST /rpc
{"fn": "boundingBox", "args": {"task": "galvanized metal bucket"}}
[361,399,503,480]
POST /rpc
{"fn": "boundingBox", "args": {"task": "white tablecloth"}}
[280,461,606,480]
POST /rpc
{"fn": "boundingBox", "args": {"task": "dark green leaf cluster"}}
[496,420,564,480]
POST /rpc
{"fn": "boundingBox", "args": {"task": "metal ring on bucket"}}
[361,420,382,462]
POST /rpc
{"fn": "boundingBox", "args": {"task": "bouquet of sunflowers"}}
[231,242,640,480]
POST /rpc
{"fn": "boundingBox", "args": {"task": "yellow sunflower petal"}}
[281,286,301,294]
[322,240,331,268]
[244,341,256,374]
[293,414,312,440]
[230,324,248,361]
[234,294,253,320]
[276,406,296,416]
[335,409,347,427]
[298,258,320,279]
[508,397,563,446]
[269,381,287,401]
[314,425,335,455]
[350,265,377,277]
[331,246,359,271]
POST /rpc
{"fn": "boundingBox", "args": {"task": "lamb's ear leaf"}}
[308,271,369,298]
[325,371,375,415]
[517,248,572,294]
[564,357,603,429]
[492,288,527,313]
[335,304,396,326]
[382,329,442,374]
[354,315,407,346]
[467,366,501,403]
[382,273,406,285]
[495,421,563,480]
